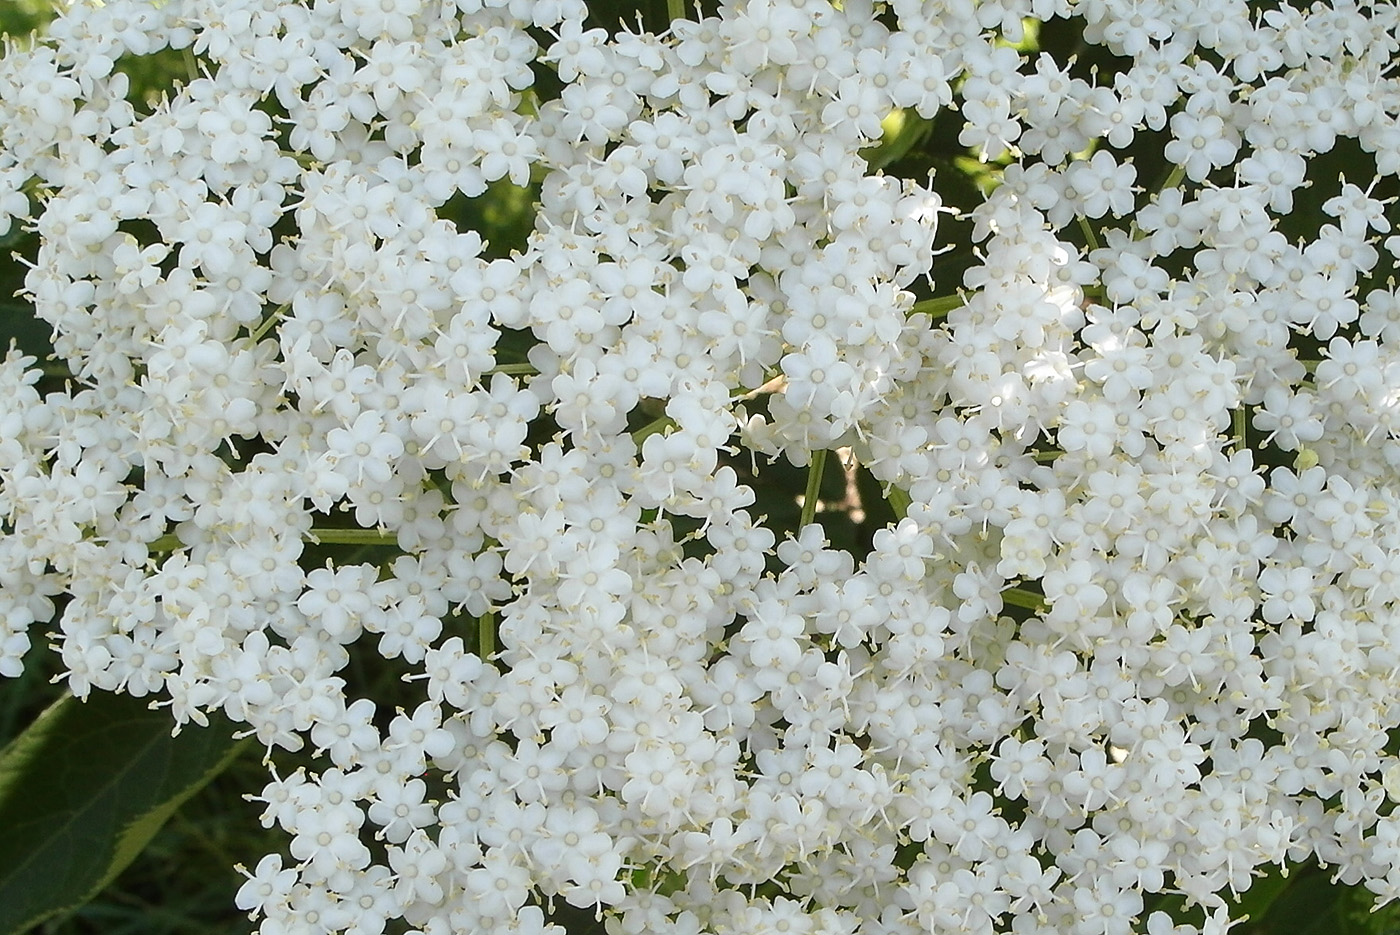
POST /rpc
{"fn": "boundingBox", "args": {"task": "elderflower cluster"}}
[2,0,1400,933]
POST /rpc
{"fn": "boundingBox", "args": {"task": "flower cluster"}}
[2,0,1400,933]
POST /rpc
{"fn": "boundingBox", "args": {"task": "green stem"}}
[1077,216,1102,253]
[1233,406,1247,451]
[479,611,496,659]
[633,414,674,444]
[489,362,539,376]
[248,303,288,343]
[886,484,911,520]
[801,448,827,528]
[1002,587,1046,611]
[734,371,785,400]
[1160,162,1186,193]
[149,534,182,553]
[667,0,686,23]
[909,294,965,318]
[148,527,399,554]
[279,149,320,169]
[309,528,399,545]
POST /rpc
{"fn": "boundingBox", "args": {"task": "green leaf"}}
[860,109,934,172]
[1244,864,1359,935]
[0,300,55,364]
[885,484,911,520]
[1232,862,1293,927]
[0,692,248,934]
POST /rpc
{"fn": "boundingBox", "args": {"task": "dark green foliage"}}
[0,693,247,934]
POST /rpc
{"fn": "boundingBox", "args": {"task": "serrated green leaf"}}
[0,692,248,935]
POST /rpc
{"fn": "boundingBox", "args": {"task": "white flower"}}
[959,95,1022,162]
[235,853,298,915]
[1065,149,1138,219]
[1163,111,1239,182]
[8,0,1400,930]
